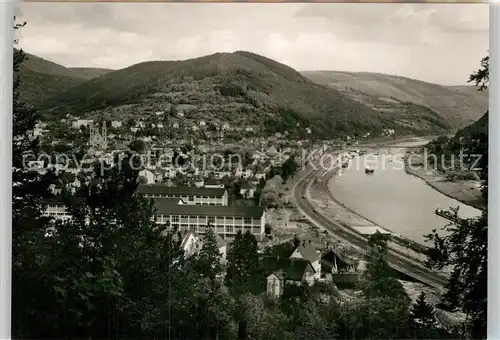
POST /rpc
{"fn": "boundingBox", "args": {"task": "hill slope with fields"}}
[301,71,488,130]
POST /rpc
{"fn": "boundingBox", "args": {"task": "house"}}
[41,196,87,221]
[193,177,205,188]
[215,234,228,264]
[214,170,232,179]
[174,226,228,263]
[321,248,360,286]
[204,178,224,189]
[177,111,184,117]
[154,172,164,183]
[131,127,139,133]
[153,198,266,240]
[199,120,206,127]
[162,168,177,179]
[72,119,94,129]
[265,257,316,298]
[173,122,180,129]
[222,123,230,130]
[111,120,122,128]
[267,272,285,298]
[180,231,203,258]
[137,185,229,206]
[139,136,153,143]
[138,169,155,184]
[289,242,321,280]
[156,111,164,116]
[27,160,44,171]
[245,127,254,132]
[239,182,256,199]
[157,123,164,129]
[254,172,266,180]
[234,165,252,179]
[50,183,64,195]
[321,249,357,274]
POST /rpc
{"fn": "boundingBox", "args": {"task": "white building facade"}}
[153,199,266,240]
[137,185,229,206]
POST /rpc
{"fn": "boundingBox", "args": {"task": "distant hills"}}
[68,67,114,80]
[18,52,82,105]
[455,111,488,141]
[16,50,488,138]
[301,71,488,130]
[17,51,114,105]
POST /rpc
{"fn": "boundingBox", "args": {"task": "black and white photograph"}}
[4,2,491,339]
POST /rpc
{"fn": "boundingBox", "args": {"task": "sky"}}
[17,3,489,85]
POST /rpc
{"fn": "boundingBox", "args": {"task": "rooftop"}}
[262,256,314,281]
[152,198,265,218]
[294,242,320,263]
[204,178,222,185]
[42,195,87,206]
[215,234,227,248]
[180,231,199,249]
[137,184,227,197]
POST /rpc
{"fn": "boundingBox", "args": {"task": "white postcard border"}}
[0,1,14,338]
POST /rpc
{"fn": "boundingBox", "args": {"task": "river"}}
[327,140,482,245]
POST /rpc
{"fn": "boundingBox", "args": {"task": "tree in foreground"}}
[468,55,489,91]
[225,230,260,295]
[361,232,408,301]
[407,292,441,339]
[425,54,488,339]
[341,232,412,339]
[12,19,58,337]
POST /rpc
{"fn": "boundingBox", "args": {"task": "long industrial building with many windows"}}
[153,198,266,240]
[42,185,266,241]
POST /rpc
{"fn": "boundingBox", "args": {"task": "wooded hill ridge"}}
[301,71,488,129]
[18,50,487,138]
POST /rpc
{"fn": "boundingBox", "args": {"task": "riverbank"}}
[318,171,430,258]
[403,154,485,211]
[358,135,438,148]
[316,168,457,277]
